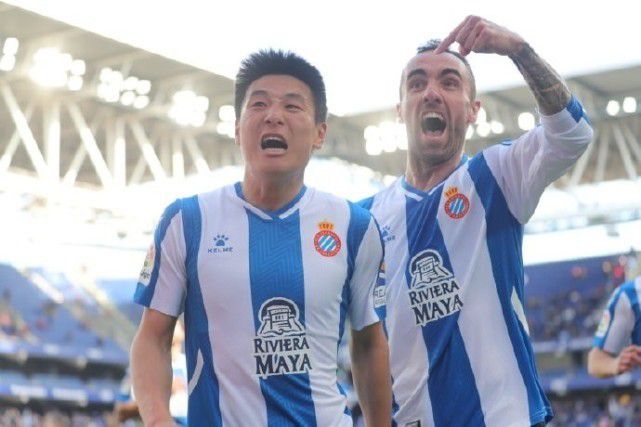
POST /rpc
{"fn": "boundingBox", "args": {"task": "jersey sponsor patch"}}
[208,233,233,254]
[373,263,387,308]
[138,243,155,286]
[408,249,464,326]
[595,310,611,338]
[444,186,470,219]
[313,220,341,257]
[253,297,313,378]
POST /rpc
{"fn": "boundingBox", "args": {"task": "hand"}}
[436,16,526,57]
[615,345,641,375]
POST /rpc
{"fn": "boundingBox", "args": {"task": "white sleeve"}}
[484,96,593,223]
[594,290,634,355]
[348,218,386,331]
[134,200,187,317]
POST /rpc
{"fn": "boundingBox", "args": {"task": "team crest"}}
[138,243,155,285]
[408,249,463,326]
[444,186,470,219]
[254,298,313,378]
[595,310,611,338]
[313,221,341,257]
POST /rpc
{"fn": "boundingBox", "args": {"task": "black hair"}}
[400,39,477,100]
[234,49,327,123]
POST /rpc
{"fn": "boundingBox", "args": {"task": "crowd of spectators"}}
[0,407,111,427]
[550,393,641,427]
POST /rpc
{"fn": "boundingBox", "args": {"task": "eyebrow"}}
[405,67,463,83]
[247,90,308,104]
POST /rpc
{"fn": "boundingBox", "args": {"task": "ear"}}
[468,100,481,125]
[396,102,404,124]
[312,122,327,151]
[234,120,240,146]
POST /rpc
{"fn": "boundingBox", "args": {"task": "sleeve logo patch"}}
[138,243,155,286]
[595,310,611,338]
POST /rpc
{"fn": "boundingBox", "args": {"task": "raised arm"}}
[436,15,571,115]
[131,308,178,427]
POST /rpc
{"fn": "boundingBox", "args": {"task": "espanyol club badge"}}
[314,221,341,257]
[444,186,470,219]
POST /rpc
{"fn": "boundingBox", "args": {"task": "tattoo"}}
[509,43,571,115]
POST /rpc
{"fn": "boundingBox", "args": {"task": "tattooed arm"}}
[436,15,571,115]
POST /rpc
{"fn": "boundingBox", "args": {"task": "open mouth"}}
[261,135,288,150]
[421,112,446,135]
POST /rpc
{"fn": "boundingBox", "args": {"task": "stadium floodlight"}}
[2,37,19,55]
[622,97,637,114]
[0,54,15,72]
[29,48,68,87]
[216,122,235,138]
[365,137,383,156]
[490,120,505,135]
[379,121,398,153]
[168,90,210,127]
[29,47,85,90]
[476,107,487,124]
[476,121,491,137]
[98,67,151,108]
[218,105,236,122]
[67,75,83,91]
[133,95,150,109]
[606,100,620,116]
[518,112,535,131]
[0,37,19,72]
[465,126,474,140]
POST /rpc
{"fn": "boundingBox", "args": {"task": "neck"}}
[242,169,305,211]
[405,153,463,191]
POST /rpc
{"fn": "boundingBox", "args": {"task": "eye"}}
[251,101,267,107]
[286,104,302,111]
[442,78,460,89]
[408,79,426,92]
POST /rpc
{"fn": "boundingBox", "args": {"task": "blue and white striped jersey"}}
[134,183,386,426]
[594,277,641,354]
[359,97,593,426]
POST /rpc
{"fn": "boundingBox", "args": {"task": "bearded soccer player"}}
[359,16,593,426]
[589,276,641,378]
[130,50,391,426]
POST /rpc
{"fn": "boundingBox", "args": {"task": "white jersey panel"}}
[369,183,434,425]
[196,187,267,426]
[437,165,530,425]
[299,193,352,427]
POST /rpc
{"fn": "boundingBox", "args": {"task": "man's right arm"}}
[131,308,178,427]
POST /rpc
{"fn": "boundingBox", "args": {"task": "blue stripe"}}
[180,196,223,426]
[247,210,317,426]
[565,95,590,124]
[595,286,625,348]
[134,200,182,305]
[357,195,375,211]
[623,283,641,345]
[404,190,485,427]
[468,154,552,424]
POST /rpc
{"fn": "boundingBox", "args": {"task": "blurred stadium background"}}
[1,2,641,426]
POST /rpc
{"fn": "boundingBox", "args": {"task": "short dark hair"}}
[400,39,477,100]
[234,49,327,123]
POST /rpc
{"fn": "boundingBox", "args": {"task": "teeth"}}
[423,112,444,120]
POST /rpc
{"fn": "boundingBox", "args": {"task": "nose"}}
[264,105,285,126]
[422,84,442,105]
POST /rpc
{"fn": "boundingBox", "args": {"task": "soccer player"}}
[130,50,391,426]
[359,16,593,426]
[589,277,641,378]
